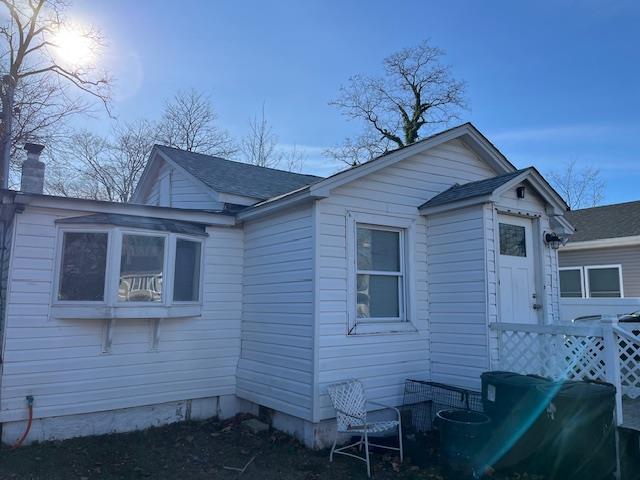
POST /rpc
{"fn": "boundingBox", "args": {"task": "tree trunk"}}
[0,75,16,189]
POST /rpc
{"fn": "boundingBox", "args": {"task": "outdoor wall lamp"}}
[544,231,566,250]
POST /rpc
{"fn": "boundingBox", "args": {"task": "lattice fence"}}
[617,329,640,399]
[497,328,607,382]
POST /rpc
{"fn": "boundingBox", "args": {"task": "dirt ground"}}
[0,415,542,480]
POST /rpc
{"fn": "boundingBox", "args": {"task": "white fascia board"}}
[310,124,515,198]
[236,188,319,221]
[560,235,640,251]
[13,193,236,226]
[419,195,493,216]
[217,191,261,206]
[492,169,568,215]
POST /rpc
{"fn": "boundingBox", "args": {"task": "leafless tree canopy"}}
[156,89,236,158]
[49,121,156,202]
[327,40,467,165]
[0,0,111,187]
[547,159,606,209]
[241,105,279,168]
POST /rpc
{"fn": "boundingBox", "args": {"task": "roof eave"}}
[419,194,494,215]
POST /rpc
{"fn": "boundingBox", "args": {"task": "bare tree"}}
[156,89,236,157]
[241,105,280,168]
[0,0,111,187]
[60,121,156,202]
[327,40,467,165]
[281,144,307,173]
[547,159,606,209]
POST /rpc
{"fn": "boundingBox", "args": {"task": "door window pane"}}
[59,232,108,301]
[357,227,400,271]
[173,239,201,302]
[588,267,621,298]
[119,234,165,302]
[560,269,583,298]
[357,274,400,318]
[499,223,526,257]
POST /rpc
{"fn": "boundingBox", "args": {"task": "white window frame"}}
[558,266,585,299]
[584,264,624,298]
[346,211,417,335]
[52,226,205,316]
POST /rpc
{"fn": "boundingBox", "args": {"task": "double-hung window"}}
[347,210,417,335]
[356,225,405,321]
[559,265,623,298]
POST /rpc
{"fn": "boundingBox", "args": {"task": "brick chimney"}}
[21,143,45,194]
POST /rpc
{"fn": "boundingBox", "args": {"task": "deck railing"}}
[490,317,640,426]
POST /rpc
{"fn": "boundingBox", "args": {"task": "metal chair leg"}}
[330,433,337,462]
[398,420,404,462]
[364,430,371,477]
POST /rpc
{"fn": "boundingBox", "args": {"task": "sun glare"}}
[52,26,96,67]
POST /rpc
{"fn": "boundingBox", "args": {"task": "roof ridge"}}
[568,199,640,213]
[154,144,323,179]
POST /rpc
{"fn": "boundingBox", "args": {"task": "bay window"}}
[55,226,203,312]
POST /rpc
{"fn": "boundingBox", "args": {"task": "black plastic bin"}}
[536,380,616,480]
[480,371,553,471]
[436,409,491,477]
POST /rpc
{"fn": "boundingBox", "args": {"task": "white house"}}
[0,123,573,447]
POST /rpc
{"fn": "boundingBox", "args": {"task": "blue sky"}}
[73,0,640,204]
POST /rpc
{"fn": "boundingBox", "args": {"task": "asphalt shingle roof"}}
[156,145,324,200]
[419,168,530,209]
[565,201,640,243]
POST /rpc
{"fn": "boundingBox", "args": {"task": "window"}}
[559,268,584,298]
[118,234,165,302]
[586,266,622,298]
[558,265,623,298]
[356,225,404,320]
[55,228,204,310]
[58,232,108,301]
[499,223,526,257]
[173,239,201,302]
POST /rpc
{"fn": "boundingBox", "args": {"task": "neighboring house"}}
[0,123,572,448]
[558,202,640,321]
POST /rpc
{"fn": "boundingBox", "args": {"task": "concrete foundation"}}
[1,394,259,446]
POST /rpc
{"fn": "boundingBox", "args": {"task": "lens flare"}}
[52,26,96,67]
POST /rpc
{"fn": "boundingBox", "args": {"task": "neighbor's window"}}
[559,268,584,298]
[586,266,622,298]
[118,234,165,302]
[173,239,202,302]
[356,225,404,320]
[58,232,108,301]
[499,223,526,257]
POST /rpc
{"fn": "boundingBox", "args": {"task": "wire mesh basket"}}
[402,379,483,432]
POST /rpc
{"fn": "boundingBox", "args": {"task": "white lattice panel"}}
[498,330,606,382]
[617,333,640,399]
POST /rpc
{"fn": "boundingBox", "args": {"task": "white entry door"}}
[498,214,538,324]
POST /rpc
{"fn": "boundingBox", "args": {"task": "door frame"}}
[494,210,545,325]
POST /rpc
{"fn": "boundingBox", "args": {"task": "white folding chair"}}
[327,379,403,477]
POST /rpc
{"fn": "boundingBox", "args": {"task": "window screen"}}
[59,232,108,301]
[173,239,201,302]
[499,223,526,257]
[559,269,583,298]
[587,267,621,298]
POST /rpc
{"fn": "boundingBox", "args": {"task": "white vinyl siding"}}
[236,204,314,420]
[0,206,242,423]
[139,160,223,210]
[316,139,496,419]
